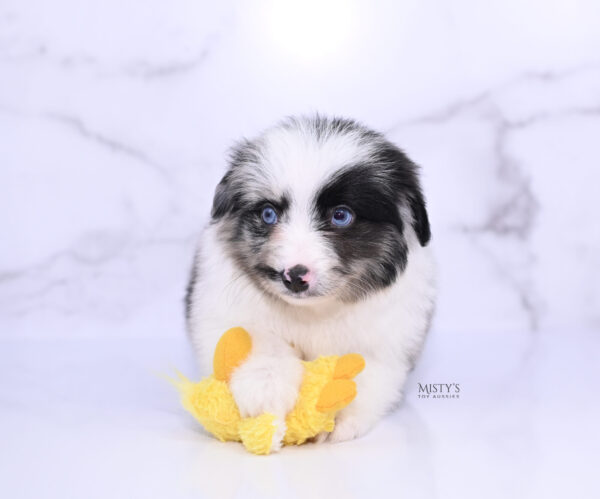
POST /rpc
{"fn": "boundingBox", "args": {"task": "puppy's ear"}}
[379,143,432,247]
[212,140,258,220]
[408,190,431,246]
[211,170,239,220]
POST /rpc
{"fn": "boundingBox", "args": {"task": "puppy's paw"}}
[269,416,287,453]
[229,353,303,451]
[312,431,329,444]
[327,414,368,443]
[229,356,302,417]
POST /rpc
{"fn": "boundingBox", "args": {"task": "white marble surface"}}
[1,329,598,498]
[1,1,600,497]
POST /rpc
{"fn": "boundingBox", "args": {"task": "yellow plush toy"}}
[174,327,365,455]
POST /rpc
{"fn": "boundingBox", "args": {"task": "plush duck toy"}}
[174,327,365,455]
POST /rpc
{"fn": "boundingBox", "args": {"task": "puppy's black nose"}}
[282,264,310,293]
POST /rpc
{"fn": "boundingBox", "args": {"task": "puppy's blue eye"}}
[261,206,278,225]
[331,207,353,227]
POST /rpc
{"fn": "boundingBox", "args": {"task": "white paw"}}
[229,355,303,418]
[312,431,329,444]
[269,416,287,453]
[327,415,366,443]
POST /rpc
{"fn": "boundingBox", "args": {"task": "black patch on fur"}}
[312,115,362,140]
[211,140,262,220]
[408,193,431,246]
[375,144,431,246]
[184,259,198,320]
[313,138,430,298]
[211,170,240,219]
[315,164,405,233]
[314,164,407,296]
[254,264,281,281]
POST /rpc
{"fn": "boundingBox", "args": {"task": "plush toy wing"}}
[317,353,365,412]
[282,353,364,446]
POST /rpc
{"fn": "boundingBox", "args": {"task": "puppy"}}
[186,116,436,452]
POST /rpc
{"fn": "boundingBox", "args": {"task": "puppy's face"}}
[211,117,430,304]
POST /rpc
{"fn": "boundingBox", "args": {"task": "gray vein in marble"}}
[0,105,172,179]
[467,108,541,330]
[388,60,600,130]
[0,247,122,285]
[391,61,600,243]
[0,45,104,71]
[0,234,195,286]
[468,235,541,331]
[396,96,541,241]
[391,93,489,127]
[0,235,196,318]
[122,49,210,79]
[473,110,538,240]
[382,64,600,330]
[44,112,169,177]
[521,60,600,83]
[473,102,600,238]
[0,46,212,80]
[0,19,226,80]
[5,278,69,303]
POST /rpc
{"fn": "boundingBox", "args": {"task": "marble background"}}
[1,0,599,340]
[2,2,600,498]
